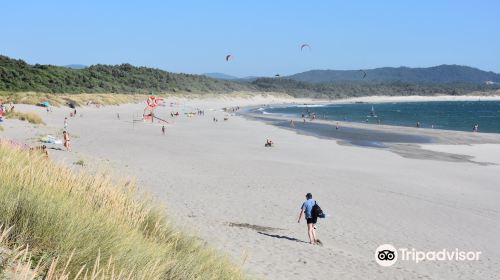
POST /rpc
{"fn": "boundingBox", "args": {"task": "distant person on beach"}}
[63,131,71,152]
[473,124,479,132]
[41,145,48,158]
[117,113,120,120]
[265,138,274,147]
[64,117,68,129]
[290,120,295,128]
[30,145,49,159]
[298,193,321,245]
[416,122,420,128]
[162,125,166,135]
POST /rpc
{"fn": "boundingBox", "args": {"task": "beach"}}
[2,95,500,280]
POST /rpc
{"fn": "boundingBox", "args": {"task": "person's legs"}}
[307,223,315,244]
[312,223,317,242]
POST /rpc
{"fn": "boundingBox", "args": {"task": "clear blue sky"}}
[1,0,499,77]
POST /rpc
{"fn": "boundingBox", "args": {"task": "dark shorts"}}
[306,217,317,224]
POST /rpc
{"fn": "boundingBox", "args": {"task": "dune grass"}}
[0,91,291,108]
[5,111,45,125]
[0,92,149,107]
[0,142,245,279]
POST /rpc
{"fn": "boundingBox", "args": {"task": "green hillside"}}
[2,55,499,99]
[0,55,248,94]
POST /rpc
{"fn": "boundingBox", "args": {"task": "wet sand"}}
[242,108,500,164]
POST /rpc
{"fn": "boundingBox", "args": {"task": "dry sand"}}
[1,95,500,280]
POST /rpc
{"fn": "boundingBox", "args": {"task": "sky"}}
[1,0,499,77]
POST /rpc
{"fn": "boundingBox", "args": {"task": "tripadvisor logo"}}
[375,244,481,267]
[375,244,398,267]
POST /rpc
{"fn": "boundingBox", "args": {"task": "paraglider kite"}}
[300,44,311,51]
[225,54,233,61]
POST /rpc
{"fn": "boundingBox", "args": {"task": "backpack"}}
[312,201,325,218]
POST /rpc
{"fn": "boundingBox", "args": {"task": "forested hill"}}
[0,55,249,93]
[1,55,499,98]
[287,65,500,84]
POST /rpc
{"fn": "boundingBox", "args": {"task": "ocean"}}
[260,101,500,134]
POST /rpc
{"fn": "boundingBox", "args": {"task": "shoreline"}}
[240,109,500,165]
[239,95,500,145]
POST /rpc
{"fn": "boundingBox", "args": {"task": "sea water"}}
[262,101,500,134]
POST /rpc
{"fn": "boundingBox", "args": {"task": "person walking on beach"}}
[64,117,68,129]
[162,125,166,135]
[63,131,71,152]
[298,193,321,245]
[473,124,479,132]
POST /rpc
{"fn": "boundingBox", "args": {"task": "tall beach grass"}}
[0,92,148,107]
[0,91,292,107]
[5,111,45,125]
[0,142,245,279]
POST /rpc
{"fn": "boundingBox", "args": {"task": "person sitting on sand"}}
[63,131,71,152]
[265,138,274,147]
[298,193,321,245]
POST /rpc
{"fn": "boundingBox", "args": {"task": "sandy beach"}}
[2,95,500,280]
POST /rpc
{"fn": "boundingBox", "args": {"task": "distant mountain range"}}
[63,64,87,69]
[287,65,500,84]
[203,72,260,82]
[203,72,239,80]
[207,65,500,85]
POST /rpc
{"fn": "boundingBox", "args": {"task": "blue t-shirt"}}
[301,199,316,218]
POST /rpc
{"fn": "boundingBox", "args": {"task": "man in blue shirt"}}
[298,193,318,245]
